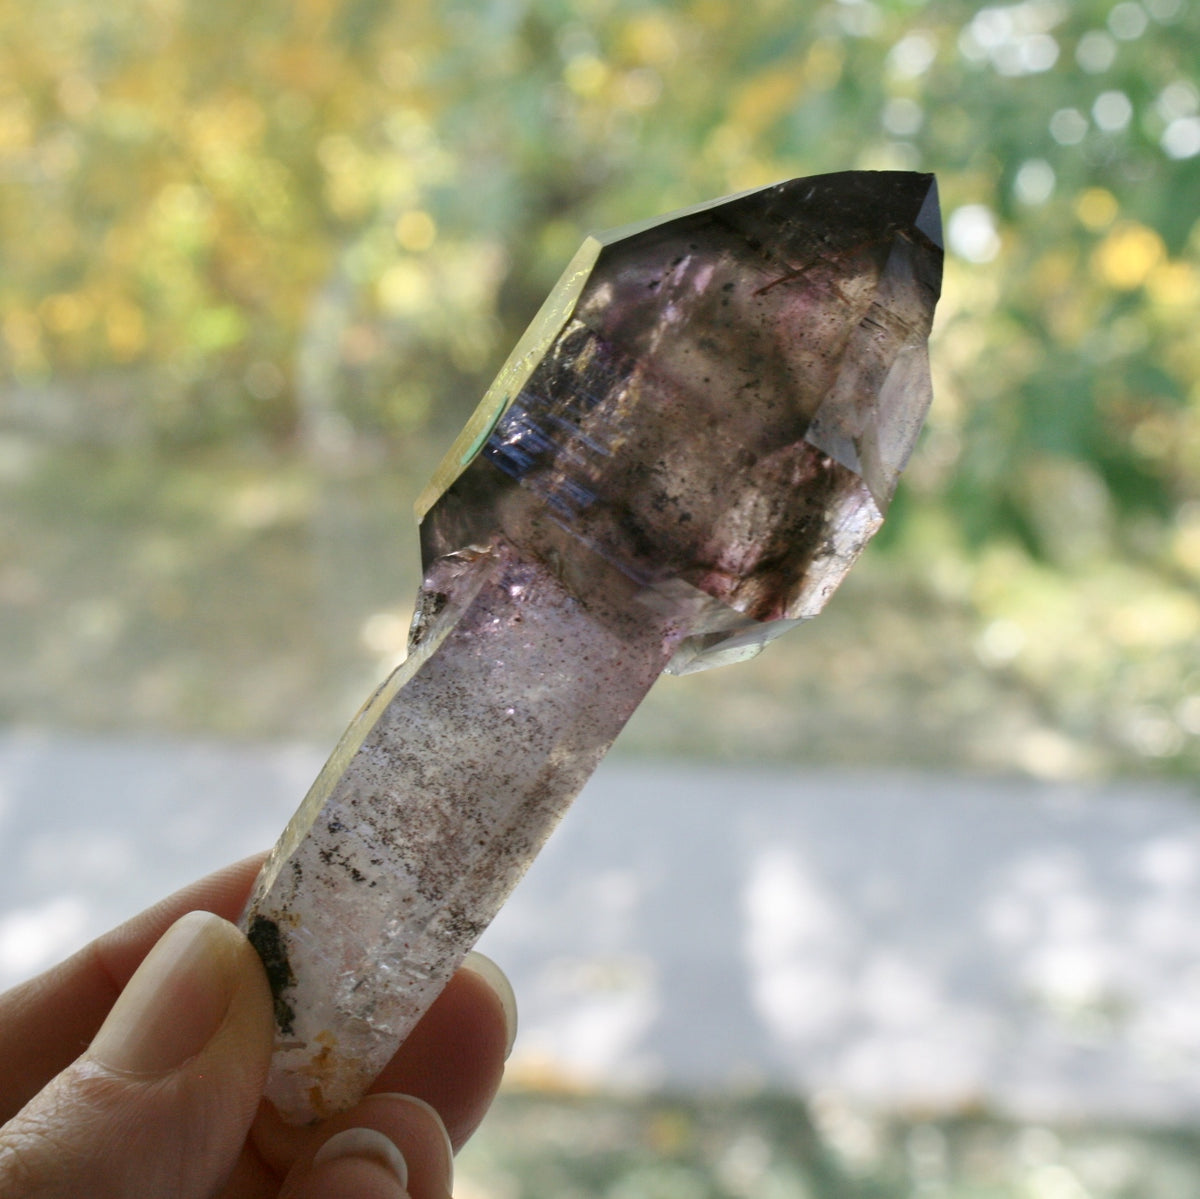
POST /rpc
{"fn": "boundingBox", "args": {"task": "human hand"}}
[0,855,516,1198]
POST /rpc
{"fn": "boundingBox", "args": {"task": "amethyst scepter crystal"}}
[241,170,943,1123]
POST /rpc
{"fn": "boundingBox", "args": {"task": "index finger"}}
[0,853,267,1122]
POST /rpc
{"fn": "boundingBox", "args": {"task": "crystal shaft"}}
[241,538,677,1122]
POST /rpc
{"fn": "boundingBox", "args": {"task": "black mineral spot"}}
[408,589,450,650]
[246,915,297,1036]
[350,867,365,883]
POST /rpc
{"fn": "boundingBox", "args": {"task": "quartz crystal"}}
[241,170,943,1123]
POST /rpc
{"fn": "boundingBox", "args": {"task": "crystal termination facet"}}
[240,170,944,1124]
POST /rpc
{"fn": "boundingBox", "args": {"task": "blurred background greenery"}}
[3,0,1200,1192]
[3,0,1200,779]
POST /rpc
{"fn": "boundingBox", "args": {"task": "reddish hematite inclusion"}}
[241,171,943,1123]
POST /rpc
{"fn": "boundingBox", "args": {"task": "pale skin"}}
[0,854,513,1198]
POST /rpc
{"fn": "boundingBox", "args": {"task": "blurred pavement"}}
[3,727,1200,1124]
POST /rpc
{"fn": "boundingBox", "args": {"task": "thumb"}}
[0,911,274,1199]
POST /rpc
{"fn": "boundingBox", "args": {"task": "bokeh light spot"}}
[1049,107,1088,144]
[396,210,437,252]
[1075,187,1119,230]
[882,97,923,137]
[564,54,610,97]
[621,13,679,64]
[1108,1,1149,39]
[1156,79,1198,121]
[1014,158,1055,205]
[1075,30,1117,72]
[887,32,937,78]
[1162,116,1200,158]
[1092,90,1133,132]
[948,205,1001,263]
[1092,223,1166,289]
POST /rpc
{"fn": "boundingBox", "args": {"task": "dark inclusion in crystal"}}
[420,170,943,670]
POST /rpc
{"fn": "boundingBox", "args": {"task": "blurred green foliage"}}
[461,1090,1200,1199]
[2,0,1200,775]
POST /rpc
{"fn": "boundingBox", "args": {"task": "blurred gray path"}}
[3,728,1200,1124]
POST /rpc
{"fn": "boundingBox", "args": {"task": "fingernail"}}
[313,1128,408,1188]
[461,951,518,1059]
[89,911,239,1075]
[373,1094,455,1189]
